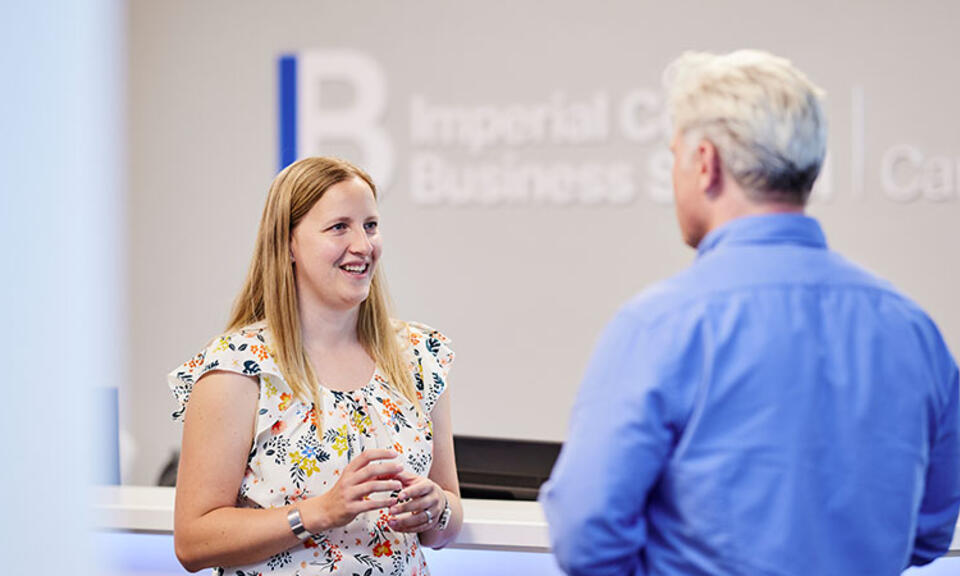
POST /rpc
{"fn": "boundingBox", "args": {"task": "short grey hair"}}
[664,50,827,204]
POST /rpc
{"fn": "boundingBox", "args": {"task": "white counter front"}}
[93,486,561,576]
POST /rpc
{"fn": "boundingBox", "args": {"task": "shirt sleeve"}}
[167,328,298,441]
[405,321,454,415]
[540,307,701,576]
[911,361,960,566]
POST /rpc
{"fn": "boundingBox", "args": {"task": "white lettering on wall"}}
[618,89,666,145]
[850,85,865,199]
[410,153,635,206]
[410,93,610,153]
[880,145,960,203]
[298,51,394,187]
[923,156,956,202]
[882,145,927,202]
[646,148,674,204]
[291,52,958,207]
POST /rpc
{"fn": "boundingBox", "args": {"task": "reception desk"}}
[94,486,960,575]
[94,485,564,575]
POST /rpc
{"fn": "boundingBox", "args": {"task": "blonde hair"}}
[227,157,418,419]
[663,50,827,203]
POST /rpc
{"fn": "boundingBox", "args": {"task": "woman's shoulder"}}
[167,321,285,421]
[395,320,454,413]
[179,322,276,375]
[398,320,454,359]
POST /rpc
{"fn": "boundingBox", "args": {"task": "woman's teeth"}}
[341,264,367,273]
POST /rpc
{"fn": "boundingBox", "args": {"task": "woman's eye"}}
[330,223,347,231]
[364,221,379,232]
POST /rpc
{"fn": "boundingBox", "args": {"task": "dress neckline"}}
[320,366,381,396]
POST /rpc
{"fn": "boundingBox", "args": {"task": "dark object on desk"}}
[157,451,179,487]
[156,437,562,498]
[454,435,561,500]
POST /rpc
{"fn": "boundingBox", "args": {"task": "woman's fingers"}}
[387,476,441,531]
[345,449,403,482]
[351,459,404,484]
[405,517,435,533]
[305,451,406,531]
[355,493,401,513]
[396,478,433,501]
[347,449,396,471]
[331,457,446,533]
[350,479,403,499]
[387,506,436,532]
[388,490,437,516]
[395,469,419,484]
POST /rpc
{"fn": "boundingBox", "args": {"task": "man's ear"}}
[697,140,722,198]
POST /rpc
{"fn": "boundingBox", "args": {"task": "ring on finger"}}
[425,509,433,524]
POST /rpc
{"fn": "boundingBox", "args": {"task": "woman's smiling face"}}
[290,176,382,314]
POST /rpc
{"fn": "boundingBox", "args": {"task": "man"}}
[540,50,960,576]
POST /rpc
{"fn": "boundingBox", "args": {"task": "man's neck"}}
[707,184,805,234]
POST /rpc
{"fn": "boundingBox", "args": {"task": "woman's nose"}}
[349,228,373,254]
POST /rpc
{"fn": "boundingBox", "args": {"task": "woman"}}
[168,157,461,575]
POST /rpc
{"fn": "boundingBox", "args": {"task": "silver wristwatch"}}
[287,508,312,541]
[436,494,452,531]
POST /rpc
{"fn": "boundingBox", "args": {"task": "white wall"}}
[126,0,960,484]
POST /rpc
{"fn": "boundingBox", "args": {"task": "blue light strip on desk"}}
[93,532,960,575]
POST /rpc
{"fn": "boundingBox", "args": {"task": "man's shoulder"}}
[619,247,931,328]
[805,250,933,319]
[618,273,704,328]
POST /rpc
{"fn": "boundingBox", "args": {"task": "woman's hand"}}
[386,470,446,533]
[301,448,404,532]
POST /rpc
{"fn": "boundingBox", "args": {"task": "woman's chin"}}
[341,290,372,310]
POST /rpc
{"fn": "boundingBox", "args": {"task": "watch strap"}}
[287,508,312,542]
[437,494,452,531]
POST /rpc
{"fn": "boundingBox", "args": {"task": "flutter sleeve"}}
[405,321,455,414]
[166,326,302,440]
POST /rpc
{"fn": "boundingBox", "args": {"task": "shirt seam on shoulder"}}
[622,281,917,328]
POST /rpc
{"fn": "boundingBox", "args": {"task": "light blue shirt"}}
[541,214,960,576]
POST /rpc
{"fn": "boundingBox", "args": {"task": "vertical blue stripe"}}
[95,387,121,484]
[278,54,297,171]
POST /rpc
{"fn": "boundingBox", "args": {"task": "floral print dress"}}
[168,321,453,576]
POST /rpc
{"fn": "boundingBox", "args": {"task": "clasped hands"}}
[303,448,444,534]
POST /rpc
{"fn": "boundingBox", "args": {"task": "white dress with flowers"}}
[168,321,453,576]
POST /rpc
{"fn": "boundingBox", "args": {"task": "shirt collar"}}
[697,213,827,258]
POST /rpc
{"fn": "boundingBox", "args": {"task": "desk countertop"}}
[93,485,549,552]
